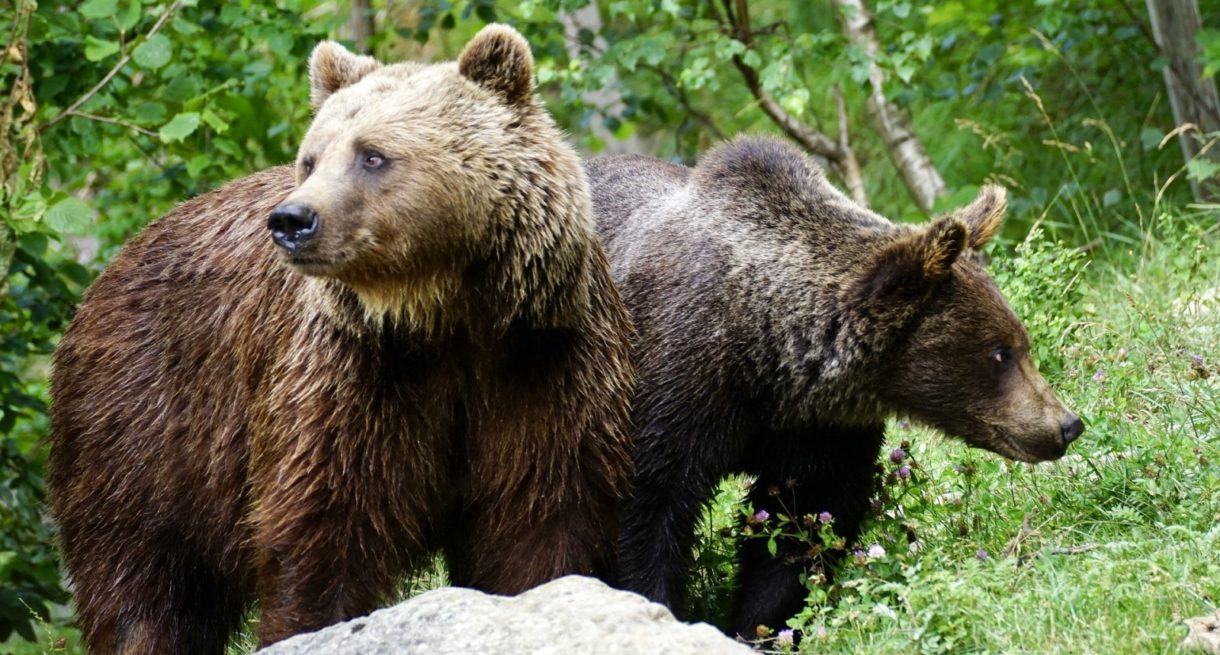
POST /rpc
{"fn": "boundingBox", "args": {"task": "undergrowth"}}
[687,212,1219,654]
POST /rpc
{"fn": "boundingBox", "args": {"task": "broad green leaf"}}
[187,154,211,177]
[159,112,200,142]
[84,36,119,62]
[119,0,142,31]
[1141,127,1164,151]
[1186,157,1220,183]
[172,15,202,34]
[201,108,229,133]
[133,34,172,70]
[43,198,93,234]
[79,0,117,19]
[162,75,200,103]
[130,100,167,125]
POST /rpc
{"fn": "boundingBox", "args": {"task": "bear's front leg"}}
[732,423,884,638]
[250,486,417,647]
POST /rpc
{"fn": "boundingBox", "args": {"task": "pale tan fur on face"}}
[278,29,585,333]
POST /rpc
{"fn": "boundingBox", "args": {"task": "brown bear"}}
[48,25,633,654]
[585,137,1083,637]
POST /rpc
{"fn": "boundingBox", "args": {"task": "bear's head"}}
[852,187,1083,462]
[268,25,592,330]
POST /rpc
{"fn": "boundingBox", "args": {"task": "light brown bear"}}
[49,25,633,654]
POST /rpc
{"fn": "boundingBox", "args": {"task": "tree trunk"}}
[345,0,374,53]
[833,0,946,212]
[1145,0,1220,201]
[560,2,647,155]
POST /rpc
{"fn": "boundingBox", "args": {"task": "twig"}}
[1002,514,1035,559]
[37,0,182,133]
[834,83,867,205]
[66,110,158,137]
[704,0,848,162]
[641,63,726,140]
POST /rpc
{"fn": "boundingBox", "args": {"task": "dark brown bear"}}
[586,137,1083,637]
[49,25,633,654]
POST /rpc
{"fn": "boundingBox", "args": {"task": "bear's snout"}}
[1061,412,1085,445]
[268,203,320,252]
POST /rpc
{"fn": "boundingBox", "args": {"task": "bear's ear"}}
[458,24,534,106]
[854,217,968,300]
[955,184,1007,249]
[309,41,381,111]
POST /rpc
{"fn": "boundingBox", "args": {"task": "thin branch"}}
[38,0,182,133]
[706,0,845,160]
[640,63,726,141]
[66,110,158,137]
[834,84,867,205]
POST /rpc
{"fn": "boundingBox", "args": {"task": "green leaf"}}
[80,0,117,19]
[767,536,778,557]
[159,112,200,142]
[187,154,211,177]
[130,100,167,125]
[201,108,229,133]
[119,0,142,31]
[84,36,120,62]
[162,75,201,103]
[133,34,172,70]
[1186,157,1220,183]
[1140,127,1164,151]
[43,198,93,234]
[172,15,201,34]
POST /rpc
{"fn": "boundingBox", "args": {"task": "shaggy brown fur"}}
[587,137,1082,637]
[49,25,633,654]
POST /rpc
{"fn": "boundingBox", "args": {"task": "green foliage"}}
[0,440,68,643]
[989,229,1088,373]
[2,0,337,643]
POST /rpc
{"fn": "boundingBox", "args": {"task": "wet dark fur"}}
[587,136,1077,636]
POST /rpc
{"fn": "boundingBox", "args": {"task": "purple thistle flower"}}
[1093,370,1105,383]
[817,511,833,524]
[776,629,794,647]
[867,543,886,558]
[976,548,989,561]
[897,465,912,480]
[890,447,906,464]
[754,509,770,522]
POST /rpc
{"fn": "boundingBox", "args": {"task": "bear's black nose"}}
[1061,413,1084,445]
[268,203,319,252]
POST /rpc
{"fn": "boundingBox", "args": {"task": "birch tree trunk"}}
[560,2,647,155]
[833,0,946,212]
[1145,0,1220,201]
[345,0,374,53]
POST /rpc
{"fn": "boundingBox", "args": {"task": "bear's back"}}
[50,167,302,533]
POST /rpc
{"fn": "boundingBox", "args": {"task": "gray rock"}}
[257,575,756,655]
[1184,610,1220,654]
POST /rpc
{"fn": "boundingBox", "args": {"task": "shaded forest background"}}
[1,0,1218,652]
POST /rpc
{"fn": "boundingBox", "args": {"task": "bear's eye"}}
[991,347,1014,365]
[362,151,386,170]
[301,158,315,177]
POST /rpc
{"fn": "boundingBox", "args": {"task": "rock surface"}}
[1184,610,1220,654]
[257,576,756,655]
